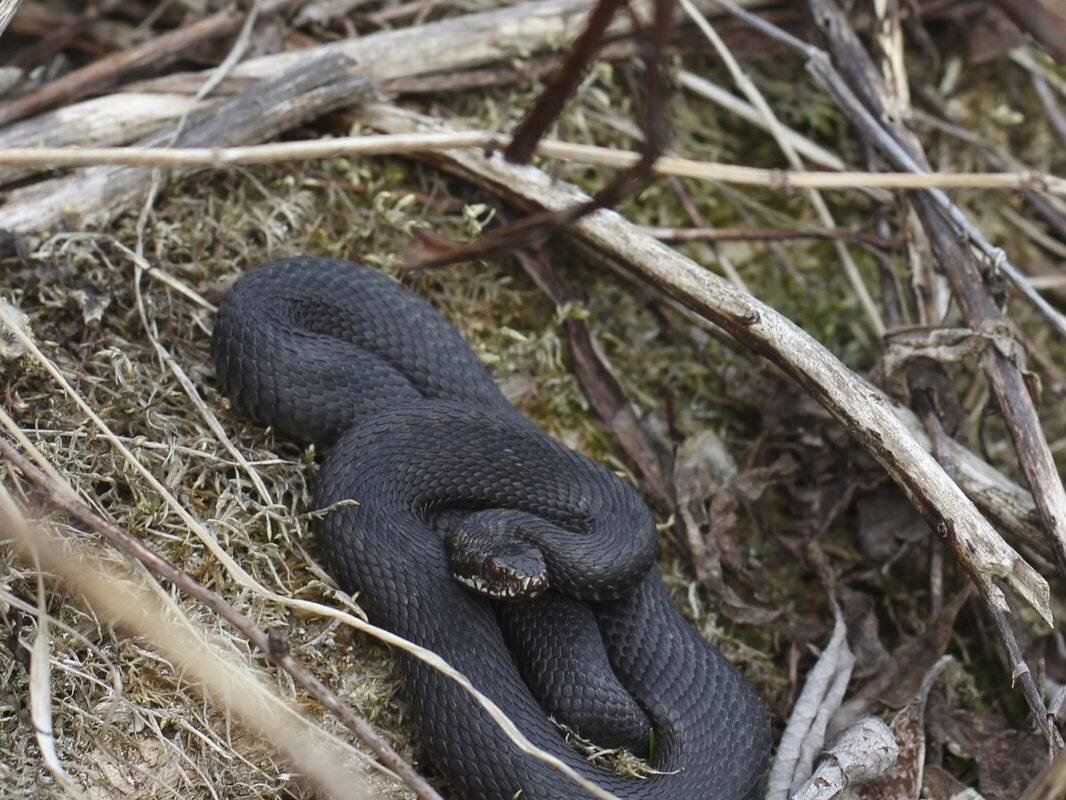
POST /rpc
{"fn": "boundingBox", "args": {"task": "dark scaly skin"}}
[212,257,770,800]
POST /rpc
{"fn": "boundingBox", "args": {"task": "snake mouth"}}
[446,512,551,601]
[452,564,549,601]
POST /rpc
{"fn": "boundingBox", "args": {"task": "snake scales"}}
[211,256,770,799]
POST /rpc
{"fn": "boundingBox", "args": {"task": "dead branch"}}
[5,134,1064,236]
[357,103,1052,630]
[0,0,21,41]
[0,0,772,203]
[979,585,1063,751]
[503,0,627,164]
[363,102,1054,572]
[799,0,1066,585]
[0,52,371,233]
[790,717,898,800]
[5,136,1062,189]
[0,7,247,127]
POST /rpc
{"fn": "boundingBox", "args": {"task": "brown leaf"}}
[858,657,952,800]
[836,586,972,734]
[1021,751,1066,800]
[840,586,889,680]
[855,488,928,563]
[927,695,1049,800]
[922,765,969,800]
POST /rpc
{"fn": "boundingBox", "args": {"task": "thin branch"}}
[1,136,1062,188]
[980,585,1064,752]
[503,0,625,163]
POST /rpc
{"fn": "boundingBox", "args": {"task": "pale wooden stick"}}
[0,0,22,40]
[360,102,1052,627]
[4,131,1063,193]
[0,93,207,186]
[2,134,1063,235]
[1,135,1062,194]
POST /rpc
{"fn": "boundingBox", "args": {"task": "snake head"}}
[447,514,549,601]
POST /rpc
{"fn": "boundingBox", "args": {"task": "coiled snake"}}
[212,257,770,800]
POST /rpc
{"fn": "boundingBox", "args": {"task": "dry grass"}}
[0,13,1063,800]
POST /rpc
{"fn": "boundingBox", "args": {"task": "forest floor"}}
[0,1,1064,799]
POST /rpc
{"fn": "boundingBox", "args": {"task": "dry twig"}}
[3,136,1063,236]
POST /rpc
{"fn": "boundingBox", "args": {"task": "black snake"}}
[211,256,770,799]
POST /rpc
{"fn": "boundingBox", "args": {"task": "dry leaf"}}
[856,656,953,800]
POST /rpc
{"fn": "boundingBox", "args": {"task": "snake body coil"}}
[212,257,770,800]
